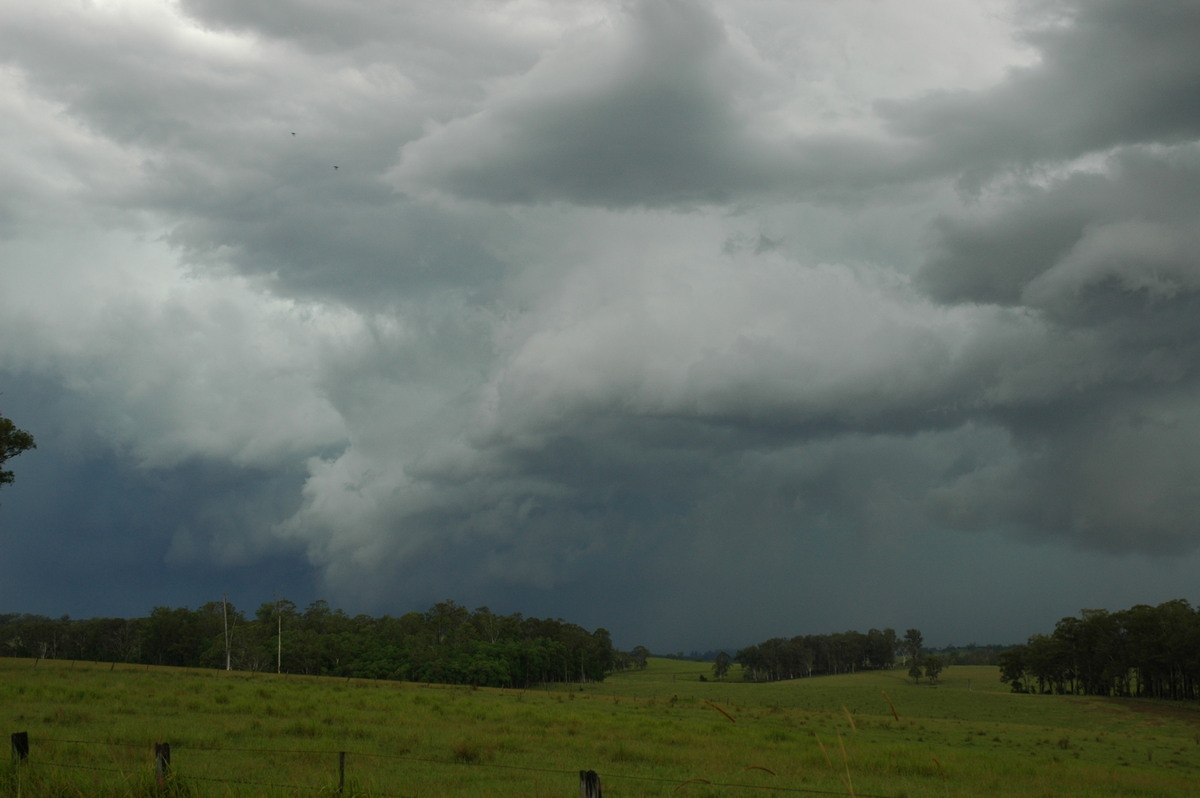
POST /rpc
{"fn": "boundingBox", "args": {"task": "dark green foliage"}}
[923,654,945,684]
[0,411,35,489]
[998,599,1200,700]
[903,628,923,663]
[0,599,617,688]
[908,661,923,684]
[735,627,899,682]
[712,650,731,680]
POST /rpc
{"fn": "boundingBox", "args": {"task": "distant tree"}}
[997,646,1028,692]
[587,628,615,680]
[865,628,898,670]
[630,645,651,669]
[923,654,945,684]
[994,599,1200,701]
[0,600,618,688]
[712,651,731,680]
[141,606,205,667]
[0,413,35,493]
[735,644,764,681]
[256,599,299,673]
[908,660,923,684]
[903,629,923,662]
[472,606,510,644]
[425,599,473,647]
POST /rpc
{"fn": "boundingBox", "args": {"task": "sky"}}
[2,0,1200,654]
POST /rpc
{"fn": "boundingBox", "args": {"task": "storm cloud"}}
[2,0,1199,651]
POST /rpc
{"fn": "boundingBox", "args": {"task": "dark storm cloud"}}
[921,146,1200,308]
[914,143,1200,555]
[926,388,1200,556]
[394,0,779,207]
[880,0,1200,182]
[5,0,1200,653]
[512,0,1200,565]
[894,4,1200,556]
[0,0,513,309]
[0,373,317,617]
[165,192,511,307]
[395,0,1200,209]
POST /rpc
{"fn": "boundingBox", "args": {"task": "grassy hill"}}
[3,656,1200,796]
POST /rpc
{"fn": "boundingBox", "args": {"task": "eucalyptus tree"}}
[903,628,923,662]
[999,599,1200,700]
[712,651,731,680]
[923,654,945,684]
[0,412,35,493]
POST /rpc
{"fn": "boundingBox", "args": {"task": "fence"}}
[8,731,899,796]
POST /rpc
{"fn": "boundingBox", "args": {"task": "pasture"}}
[3,656,1200,796]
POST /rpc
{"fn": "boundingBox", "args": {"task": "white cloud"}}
[0,229,351,468]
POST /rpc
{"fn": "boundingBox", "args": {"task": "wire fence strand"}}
[18,734,902,798]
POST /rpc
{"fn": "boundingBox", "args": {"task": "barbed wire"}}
[27,760,126,775]
[183,772,327,793]
[35,736,144,748]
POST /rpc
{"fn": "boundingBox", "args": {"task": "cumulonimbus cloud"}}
[4,0,1200,648]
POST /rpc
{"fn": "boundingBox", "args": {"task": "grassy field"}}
[3,656,1200,796]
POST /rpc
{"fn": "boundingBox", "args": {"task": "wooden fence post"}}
[155,742,171,787]
[337,750,346,795]
[580,769,602,797]
[11,732,29,765]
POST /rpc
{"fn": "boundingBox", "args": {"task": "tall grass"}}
[3,657,1200,796]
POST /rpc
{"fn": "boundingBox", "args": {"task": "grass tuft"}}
[451,739,482,764]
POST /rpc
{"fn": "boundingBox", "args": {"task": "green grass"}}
[4,657,1200,796]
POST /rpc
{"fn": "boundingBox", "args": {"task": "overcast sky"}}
[3,0,1200,653]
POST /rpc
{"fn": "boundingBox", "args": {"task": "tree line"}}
[733,627,913,682]
[0,599,620,688]
[997,599,1200,700]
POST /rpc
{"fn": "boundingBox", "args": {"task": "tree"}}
[923,654,945,684]
[865,628,898,670]
[903,628,923,661]
[997,647,1028,692]
[908,660,923,684]
[141,606,205,667]
[712,651,732,680]
[257,599,298,673]
[0,413,35,492]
